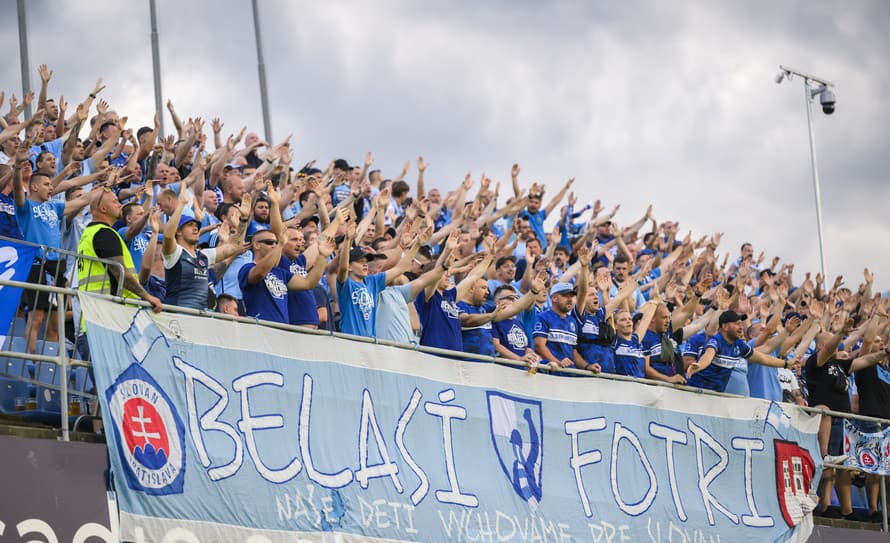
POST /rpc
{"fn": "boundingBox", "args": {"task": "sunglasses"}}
[255,239,278,246]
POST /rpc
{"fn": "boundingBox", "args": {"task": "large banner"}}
[81,295,823,543]
[0,239,38,337]
[844,418,890,475]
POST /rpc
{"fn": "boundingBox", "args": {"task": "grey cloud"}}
[2,0,888,288]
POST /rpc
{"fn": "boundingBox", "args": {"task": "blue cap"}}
[549,283,577,297]
[177,215,200,230]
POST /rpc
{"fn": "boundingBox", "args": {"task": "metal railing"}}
[0,236,126,440]
[0,266,888,529]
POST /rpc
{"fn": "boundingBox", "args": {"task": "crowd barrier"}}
[1,235,888,539]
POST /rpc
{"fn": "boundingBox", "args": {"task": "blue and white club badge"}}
[106,363,186,495]
[487,391,544,510]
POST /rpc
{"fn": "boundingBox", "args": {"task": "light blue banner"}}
[82,298,823,543]
[0,239,38,336]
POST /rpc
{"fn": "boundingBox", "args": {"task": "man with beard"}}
[686,310,795,392]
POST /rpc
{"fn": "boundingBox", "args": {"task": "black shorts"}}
[20,259,67,312]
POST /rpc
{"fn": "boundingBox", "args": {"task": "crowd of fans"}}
[2,67,889,522]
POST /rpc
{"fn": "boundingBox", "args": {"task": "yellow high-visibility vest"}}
[77,222,140,299]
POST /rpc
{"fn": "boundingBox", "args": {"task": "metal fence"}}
[0,248,888,529]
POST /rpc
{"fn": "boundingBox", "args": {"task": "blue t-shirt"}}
[723,341,752,396]
[574,307,615,373]
[641,327,678,377]
[747,346,782,402]
[533,310,578,364]
[29,138,64,174]
[494,317,531,359]
[145,274,166,302]
[521,302,544,342]
[199,213,221,247]
[458,301,494,358]
[239,261,294,324]
[523,209,547,249]
[0,193,23,240]
[331,183,351,207]
[687,334,754,393]
[247,220,270,237]
[284,255,319,327]
[682,331,708,359]
[415,288,462,352]
[614,333,646,378]
[15,198,66,259]
[118,226,152,271]
[337,272,386,338]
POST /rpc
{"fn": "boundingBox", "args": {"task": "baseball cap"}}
[333,158,351,171]
[719,310,748,326]
[496,255,516,269]
[177,215,200,230]
[549,283,577,297]
[348,248,386,262]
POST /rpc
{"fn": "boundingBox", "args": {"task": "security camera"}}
[775,71,786,84]
[820,88,836,114]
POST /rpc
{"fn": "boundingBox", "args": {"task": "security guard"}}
[76,186,162,360]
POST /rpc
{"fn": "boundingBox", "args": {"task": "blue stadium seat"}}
[9,317,26,337]
[35,361,62,413]
[0,377,29,414]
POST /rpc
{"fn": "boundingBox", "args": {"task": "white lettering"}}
[299,374,354,488]
[356,389,403,492]
[565,417,607,517]
[425,389,478,507]
[649,422,689,521]
[610,423,657,516]
[688,420,739,526]
[396,389,429,505]
[173,357,243,480]
[731,437,774,527]
[233,372,302,483]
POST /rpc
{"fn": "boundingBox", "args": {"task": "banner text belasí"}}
[81,297,822,543]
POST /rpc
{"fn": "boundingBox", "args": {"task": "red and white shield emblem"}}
[774,440,816,528]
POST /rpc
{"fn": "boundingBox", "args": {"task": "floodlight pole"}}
[251,0,273,142]
[803,79,828,283]
[17,0,33,119]
[149,0,165,138]
[778,65,834,283]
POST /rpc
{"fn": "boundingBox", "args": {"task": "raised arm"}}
[337,221,356,284]
[214,195,252,261]
[456,251,494,302]
[510,163,521,198]
[37,64,52,113]
[671,274,712,329]
[423,230,460,302]
[139,209,162,284]
[63,185,103,218]
[166,99,184,139]
[816,317,853,367]
[634,299,659,339]
[544,178,574,217]
[384,236,422,285]
[288,235,336,291]
[246,233,283,285]
[11,144,31,207]
[495,271,547,322]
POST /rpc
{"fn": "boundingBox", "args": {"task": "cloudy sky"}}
[3,1,888,290]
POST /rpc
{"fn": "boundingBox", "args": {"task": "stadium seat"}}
[0,376,29,414]
[35,361,62,413]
